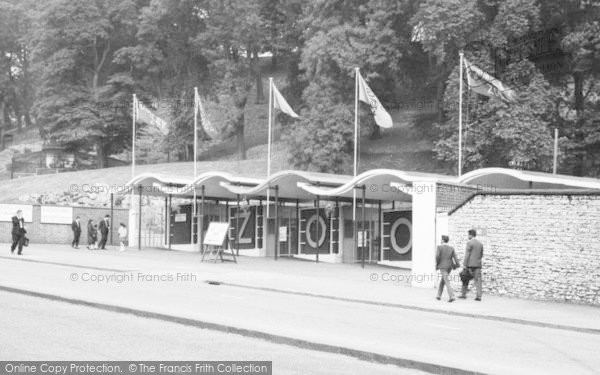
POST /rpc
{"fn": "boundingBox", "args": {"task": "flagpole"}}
[458,51,464,177]
[132,94,136,179]
[266,77,273,220]
[131,94,137,248]
[194,87,199,177]
[193,87,199,247]
[353,68,359,222]
[553,128,558,174]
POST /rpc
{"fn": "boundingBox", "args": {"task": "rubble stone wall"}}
[447,192,600,305]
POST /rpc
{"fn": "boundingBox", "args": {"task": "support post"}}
[378,200,382,262]
[168,194,172,250]
[138,185,142,250]
[226,201,229,248]
[110,193,114,246]
[296,199,300,256]
[334,199,339,255]
[361,185,366,268]
[274,186,279,260]
[411,181,437,288]
[353,187,358,266]
[200,185,205,251]
[315,195,320,263]
[236,194,240,256]
[164,196,168,246]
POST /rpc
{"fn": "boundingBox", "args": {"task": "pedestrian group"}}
[435,229,484,302]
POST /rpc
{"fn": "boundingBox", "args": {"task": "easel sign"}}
[201,222,237,263]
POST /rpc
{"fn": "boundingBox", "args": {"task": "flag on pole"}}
[272,83,299,118]
[194,91,220,139]
[135,97,168,134]
[357,71,393,128]
[464,59,518,103]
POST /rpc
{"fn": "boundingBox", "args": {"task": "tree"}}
[0,0,33,136]
[115,0,209,161]
[30,0,138,167]
[194,0,269,160]
[540,0,600,176]
[288,0,414,172]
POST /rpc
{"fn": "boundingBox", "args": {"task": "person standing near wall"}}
[436,235,459,302]
[459,229,484,301]
[10,210,27,255]
[98,215,110,250]
[71,216,82,249]
[86,219,96,250]
[118,223,128,252]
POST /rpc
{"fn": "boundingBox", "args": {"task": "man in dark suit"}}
[11,210,27,255]
[71,216,82,249]
[459,229,484,301]
[436,235,459,302]
[98,215,110,250]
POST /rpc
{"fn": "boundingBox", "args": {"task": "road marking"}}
[421,323,460,330]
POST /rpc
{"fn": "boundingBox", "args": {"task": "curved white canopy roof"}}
[126,167,600,200]
[125,173,193,196]
[458,168,600,190]
[219,170,352,201]
[297,169,456,202]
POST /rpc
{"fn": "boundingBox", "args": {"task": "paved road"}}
[1,249,599,374]
[0,291,419,375]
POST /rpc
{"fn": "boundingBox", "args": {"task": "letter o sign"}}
[390,217,412,254]
[306,214,327,249]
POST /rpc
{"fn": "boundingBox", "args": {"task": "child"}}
[94,224,102,250]
[118,223,128,252]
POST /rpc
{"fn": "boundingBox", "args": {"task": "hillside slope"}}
[0,146,292,204]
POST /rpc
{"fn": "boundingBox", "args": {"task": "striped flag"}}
[135,97,168,134]
[464,59,518,103]
[357,71,393,128]
[194,91,220,139]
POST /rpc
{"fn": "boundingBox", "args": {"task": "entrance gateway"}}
[129,169,467,291]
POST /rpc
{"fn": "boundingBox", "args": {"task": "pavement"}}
[1,244,599,374]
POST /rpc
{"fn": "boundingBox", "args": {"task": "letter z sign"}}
[230,206,256,249]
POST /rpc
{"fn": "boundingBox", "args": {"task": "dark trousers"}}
[98,233,108,249]
[72,231,81,247]
[11,232,25,254]
[461,267,482,298]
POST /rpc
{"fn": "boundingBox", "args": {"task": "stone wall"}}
[447,192,600,305]
[0,204,128,246]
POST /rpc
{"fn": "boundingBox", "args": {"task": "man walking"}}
[71,216,82,248]
[10,210,27,255]
[98,215,110,250]
[436,235,459,302]
[459,229,484,301]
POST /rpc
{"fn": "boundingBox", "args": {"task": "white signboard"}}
[0,204,33,222]
[174,213,187,222]
[40,206,73,224]
[203,222,230,246]
[279,226,288,242]
[357,231,368,247]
